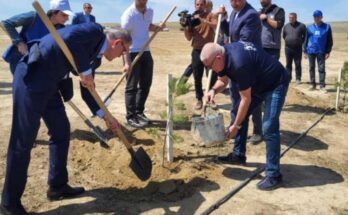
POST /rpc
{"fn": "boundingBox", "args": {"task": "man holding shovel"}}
[121,0,164,128]
[0,23,131,215]
[201,42,289,190]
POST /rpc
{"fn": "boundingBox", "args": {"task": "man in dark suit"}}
[0,23,131,215]
[72,3,96,24]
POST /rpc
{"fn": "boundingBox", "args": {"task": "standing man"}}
[182,0,216,110]
[219,0,264,145]
[304,10,333,93]
[283,12,307,84]
[201,42,290,190]
[259,0,285,59]
[72,2,104,119]
[72,3,96,24]
[121,0,164,128]
[0,23,131,215]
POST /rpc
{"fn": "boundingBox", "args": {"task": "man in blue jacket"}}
[72,3,96,24]
[304,10,333,93]
[220,0,264,145]
[201,42,290,190]
[0,23,131,215]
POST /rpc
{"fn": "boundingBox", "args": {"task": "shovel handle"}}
[32,0,134,149]
[104,6,177,101]
[202,14,222,117]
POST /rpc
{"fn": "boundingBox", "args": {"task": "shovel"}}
[103,6,177,107]
[33,0,152,181]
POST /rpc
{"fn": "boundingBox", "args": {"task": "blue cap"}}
[313,10,323,17]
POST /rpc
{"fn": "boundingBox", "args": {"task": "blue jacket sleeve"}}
[326,25,333,54]
[72,14,79,25]
[1,11,36,45]
[65,23,104,74]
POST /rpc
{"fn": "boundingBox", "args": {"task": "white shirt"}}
[121,3,153,53]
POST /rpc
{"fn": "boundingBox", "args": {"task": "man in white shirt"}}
[121,0,163,128]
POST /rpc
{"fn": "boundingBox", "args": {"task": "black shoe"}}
[47,184,85,201]
[0,204,28,215]
[127,117,144,128]
[257,174,283,191]
[136,113,151,124]
[217,153,246,165]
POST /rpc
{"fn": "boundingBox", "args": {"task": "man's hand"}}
[206,89,215,104]
[304,53,308,59]
[225,124,239,140]
[80,74,95,90]
[17,42,28,55]
[260,14,268,21]
[104,116,121,133]
[123,64,131,75]
[325,53,330,59]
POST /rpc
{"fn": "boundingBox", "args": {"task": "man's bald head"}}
[200,43,224,63]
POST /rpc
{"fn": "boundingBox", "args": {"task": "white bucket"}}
[191,113,225,147]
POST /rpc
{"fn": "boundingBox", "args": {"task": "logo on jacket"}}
[240,41,257,51]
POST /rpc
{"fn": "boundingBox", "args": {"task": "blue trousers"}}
[232,82,289,177]
[308,53,326,88]
[1,62,70,208]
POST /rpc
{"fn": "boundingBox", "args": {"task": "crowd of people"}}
[0,0,334,214]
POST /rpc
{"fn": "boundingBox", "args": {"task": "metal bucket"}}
[191,113,225,147]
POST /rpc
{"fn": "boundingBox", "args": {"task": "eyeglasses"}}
[85,7,93,9]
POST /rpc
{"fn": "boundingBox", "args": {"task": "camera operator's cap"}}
[313,10,323,17]
[50,0,74,16]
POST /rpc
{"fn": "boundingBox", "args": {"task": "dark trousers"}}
[80,69,99,115]
[1,62,70,208]
[285,46,302,81]
[125,51,153,119]
[182,63,217,88]
[308,53,326,88]
[192,49,205,100]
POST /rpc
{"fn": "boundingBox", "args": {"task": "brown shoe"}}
[195,100,203,110]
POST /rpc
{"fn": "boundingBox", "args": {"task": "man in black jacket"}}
[283,12,306,84]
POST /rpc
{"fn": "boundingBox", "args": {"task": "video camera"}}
[178,10,201,30]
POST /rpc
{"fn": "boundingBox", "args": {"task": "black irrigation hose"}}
[201,108,334,215]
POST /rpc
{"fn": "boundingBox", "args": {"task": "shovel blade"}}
[129,147,152,181]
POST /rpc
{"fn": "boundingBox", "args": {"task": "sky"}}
[0,0,347,24]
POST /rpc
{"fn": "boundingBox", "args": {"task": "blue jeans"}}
[232,82,289,177]
[308,53,326,88]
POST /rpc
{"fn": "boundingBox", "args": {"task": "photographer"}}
[181,0,216,110]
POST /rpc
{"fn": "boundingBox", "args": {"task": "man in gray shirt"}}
[283,12,306,84]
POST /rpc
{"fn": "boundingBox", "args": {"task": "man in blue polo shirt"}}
[201,42,289,190]
[304,10,333,93]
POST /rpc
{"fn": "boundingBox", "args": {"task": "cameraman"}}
[182,0,216,110]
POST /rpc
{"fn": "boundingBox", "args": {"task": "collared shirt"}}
[121,3,153,53]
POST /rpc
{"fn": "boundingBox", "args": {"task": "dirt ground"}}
[0,22,348,215]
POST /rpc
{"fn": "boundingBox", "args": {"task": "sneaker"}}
[195,100,203,110]
[248,134,263,145]
[320,87,327,93]
[0,204,28,215]
[47,184,85,201]
[257,175,283,191]
[136,113,151,124]
[308,85,316,91]
[296,80,301,85]
[127,117,144,128]
[217,153,246,165]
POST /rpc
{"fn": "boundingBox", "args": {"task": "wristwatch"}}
[233,124,242,130]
